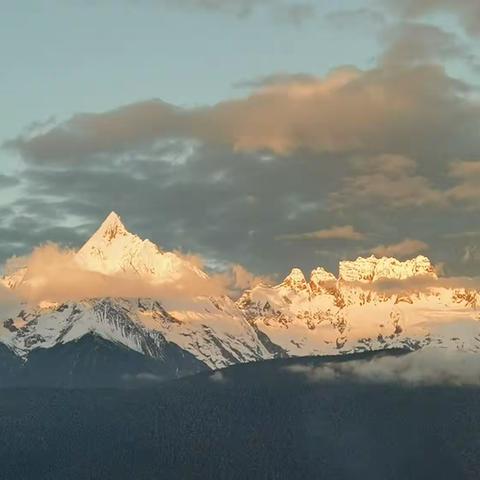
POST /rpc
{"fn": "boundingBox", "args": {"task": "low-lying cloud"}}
[4,243,260,305]
[286,349,480,386]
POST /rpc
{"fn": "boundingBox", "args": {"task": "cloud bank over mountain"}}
[1,0,480,280]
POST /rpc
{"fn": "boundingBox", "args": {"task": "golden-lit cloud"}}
[7,64,477,161]
[370,238,429,258]
[6,243,261,304]
[229,264,273,290]
[278,225,365,241]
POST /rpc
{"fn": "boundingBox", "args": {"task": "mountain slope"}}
[22,334,207,387]
[0,344,22,387]
[238,258,480,356]
[0,213,272,369]
[76,211,206,282]
[2,212,480,376]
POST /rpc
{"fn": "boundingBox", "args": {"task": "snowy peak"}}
[310,267,337,285]
[282,268,308,291]
[281,266,336,294]
[75,211,145,275]
[75,212,203,282]
[339,255,437,283]
[95,211,129,243]
[271,255,437,296]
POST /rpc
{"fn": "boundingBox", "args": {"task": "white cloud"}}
[285,349,480,386]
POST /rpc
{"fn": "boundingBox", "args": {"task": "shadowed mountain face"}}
[0,334,207,388]
[1,352,479,480]
[0,344,22,387]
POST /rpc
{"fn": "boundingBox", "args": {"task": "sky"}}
[1,0,480,279]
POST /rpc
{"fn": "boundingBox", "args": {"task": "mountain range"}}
[1,211,479,386]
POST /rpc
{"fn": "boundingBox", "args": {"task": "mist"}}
[286,349,480,386]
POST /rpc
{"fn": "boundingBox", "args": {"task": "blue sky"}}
[1,1,378,138]
[1,0,480,278]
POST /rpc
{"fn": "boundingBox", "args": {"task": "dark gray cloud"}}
[0,175,20,189]
[7,146,350,276]
[2,141,480,279]
[380,22,476,67]
[388,0,480,37]
[329,155,446,209]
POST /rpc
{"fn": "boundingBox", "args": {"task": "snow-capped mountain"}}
[76,211,206,282]
[338,255,437,282]
[238,257,480,357]
[1,211,480,384]
[0,213,271,370]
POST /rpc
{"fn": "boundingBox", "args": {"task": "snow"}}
[240,272,480,357]
[75,211,205,282]
[310,267,337,284]
[339,255,437,282]
[1,212,479,369]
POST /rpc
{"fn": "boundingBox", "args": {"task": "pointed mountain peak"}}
[75,213,206,282]
[310,267,336,284]
[96,211,128,241]
[282,268,308,291]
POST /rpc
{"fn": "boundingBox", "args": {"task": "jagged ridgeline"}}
[1,212,480,386]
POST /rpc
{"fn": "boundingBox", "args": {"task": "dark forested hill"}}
[1,351,479,479]
[0,334,206,387]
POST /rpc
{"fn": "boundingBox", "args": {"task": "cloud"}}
[447,161,480,206]
[345,274,480,295]
[3,21,480,281]
[325,8,386,29]
[274,3,316,26]
[0,284,21,320]
[278,225,365,241]
[285,348,480,386]
[6,63,478,161]
[6,243,258,304]
[388,0,480,37]
[229,264,273,290]
[234,73,318,90]
[158,0,316,24]
[0,175,20,189]
[209,371,227,383]
[331,157,480,212]
[462,245,480,264]
[330,155,446,209]
[122,372,165,383]
[370,238,429,258]
[380,22,474,67]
